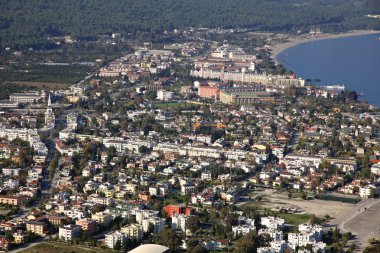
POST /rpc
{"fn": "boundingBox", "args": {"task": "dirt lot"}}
[258,191,354,219]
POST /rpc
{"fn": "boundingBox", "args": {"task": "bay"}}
[276,33,380,107]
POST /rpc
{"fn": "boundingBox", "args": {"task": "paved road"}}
[329,198,380,229]
[328,198,380,252]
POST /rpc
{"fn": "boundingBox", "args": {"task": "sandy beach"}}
[269,30,380,64]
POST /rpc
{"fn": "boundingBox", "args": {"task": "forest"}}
[0,0,379,48]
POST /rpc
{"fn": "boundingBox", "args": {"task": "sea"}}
[276,33,380,107]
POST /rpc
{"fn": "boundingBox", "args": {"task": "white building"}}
[257,240,288,253]
[259,228,283,241]
[135,209,159,224]
[172,214,188,232]
[201,170,212,181]
[157,90,174,101]
[59,225,81,241]
[359,185,378,198]
[181,183,196,195]
[261,216,285,230]
[142,217,166,233]
[288,223,323,249]
[105,231,126,249]
[232,225,256,237]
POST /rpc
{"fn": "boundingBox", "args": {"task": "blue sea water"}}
[276,33,380,106]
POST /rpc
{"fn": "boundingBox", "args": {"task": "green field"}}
[153,102,201,110]
[0,65,92,85]
[272,212,315,226]
[318,194,359,204]
[19,242,114,253]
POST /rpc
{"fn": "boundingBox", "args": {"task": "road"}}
[328,198,380,252]
[10,237,47,253]
[329,198,380,229]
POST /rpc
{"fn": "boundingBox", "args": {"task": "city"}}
[0,2,380,253]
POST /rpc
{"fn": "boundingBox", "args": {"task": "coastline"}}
[270,30,380,64]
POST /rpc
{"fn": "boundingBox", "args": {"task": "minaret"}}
[45,93,55,129]
[47,93,52,107]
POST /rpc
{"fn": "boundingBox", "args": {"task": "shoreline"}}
[269,30,380,64]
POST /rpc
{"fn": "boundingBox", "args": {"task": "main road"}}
[328,198,380,252]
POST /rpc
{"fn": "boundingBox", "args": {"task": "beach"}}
[269,30,380,64]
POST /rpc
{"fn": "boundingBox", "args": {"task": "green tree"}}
[186,215,200,235]
[156,228,181,252]
[233,232,259,253]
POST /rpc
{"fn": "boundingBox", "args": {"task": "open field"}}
[18,242,114,253]
[256,191,354,219]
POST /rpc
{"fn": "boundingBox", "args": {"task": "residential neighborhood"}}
[0,28,379,253]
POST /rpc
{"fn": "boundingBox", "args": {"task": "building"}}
[128,244,169,253]
[121,224,144,241]
[13,231,25,244]
[359,185,377,198]
[9,91,46,103]
[164,204,194,218]
[257,240,288,253]
[92,212,113,225]
[219,88,275,105]
[171,214,188,232]
[157,90,174,101]
[232,225,256,237]
[47,215,67,226]
[105,231,126,249]
[261,216,285,230]
[26,221,48,236]
[201,170,212,181]
[0,195,28,206]
[258,228,283,241]
[44,94,55,129]
[59,224,81,241]
[142,217,165,233]
[198,86,220,99]
[181,183,196,195]
[0,237,10,251]
[76,218,97,235]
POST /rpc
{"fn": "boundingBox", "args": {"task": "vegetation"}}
[268,212,315,225]
[317,194,359,204]
[0,65,93,85]
[0,83,28,100]
[18,242,114,253]
[1,0,379,48]
[364,245,380,253]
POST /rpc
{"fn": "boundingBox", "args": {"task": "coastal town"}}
[0,27,379,253]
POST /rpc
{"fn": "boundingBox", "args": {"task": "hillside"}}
[0,0,379,47]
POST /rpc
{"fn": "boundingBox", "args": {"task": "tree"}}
[190,245,209,253]
[114,239,121,250]
[186,215,200,235]
[233,232,259,253]
[156,228,181,252]
[138,145,148,154]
